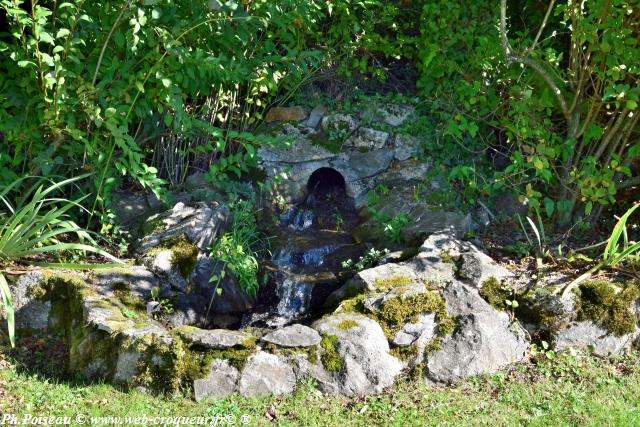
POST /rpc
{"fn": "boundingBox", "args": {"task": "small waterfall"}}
[246,167,364,327]
[276,277,314,317]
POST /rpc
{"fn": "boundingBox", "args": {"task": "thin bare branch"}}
[500,0,570,121]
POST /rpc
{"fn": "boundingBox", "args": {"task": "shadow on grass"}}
[0,332,117,391]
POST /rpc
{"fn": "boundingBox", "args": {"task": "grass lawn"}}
[0,347,638,426]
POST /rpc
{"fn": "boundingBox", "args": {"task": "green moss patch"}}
[479,277,513,311]
[320,334,344,373]
[377,290,454,338]
[140,216,166,236]
[263,343,319,365]
[438,251,456,264]
[390,345,418,361]
[165,237,198,279]
[576,280,639,337]
[373,275,413,291]
[336,293,366,313]
[337,319,359,330]
[206,348,252,371]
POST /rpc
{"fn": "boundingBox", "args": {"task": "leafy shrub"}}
[321,0,423,81]
[417,0,639,224]
[209,197,268,297]
[0,0,328,229]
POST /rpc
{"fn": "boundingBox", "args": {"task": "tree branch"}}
[526,0,556,54]
[500,0,570,121]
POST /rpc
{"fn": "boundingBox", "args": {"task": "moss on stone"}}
[264,343,319,365]
[479,277,512,311]
[140,215,166,236]
[378,290,446,330]
[336,293,366,313]
[438,251,456,264]
[576,280,639,337]
[424,337,443,355]
[206,348,253,371]
[309,131,345,154]
[390,345,418,361]
[337,319,359,330]
[373,275,413,291]
[320,334,344,373]
[164,237,198,279]
[113,289,146,312]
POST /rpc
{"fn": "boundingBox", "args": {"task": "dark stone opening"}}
[307,167,346,197]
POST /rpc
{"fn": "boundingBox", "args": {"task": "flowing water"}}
[243,169,364,327]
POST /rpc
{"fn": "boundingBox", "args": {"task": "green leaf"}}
[56,28,71,38]
[626,100,638,110]
[17,60,36,68]
[543,198,555,217]
[585,201,593,216]
[0,274,15,348]
[38,32,55,44]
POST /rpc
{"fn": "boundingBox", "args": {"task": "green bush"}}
[0,0,328,229]
[417,0,640,224]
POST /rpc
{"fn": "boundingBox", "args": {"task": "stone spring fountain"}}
[6,108,637,400]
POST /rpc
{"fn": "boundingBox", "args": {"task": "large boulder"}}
[312,313,403,395]
[521,281,640,356]
[425,281,529,383]
[137,201,230,254]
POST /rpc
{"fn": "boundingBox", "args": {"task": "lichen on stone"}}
[320,334,344,373]
[373,275,413,291]
[575,280,639,337]
[337,319,359,330]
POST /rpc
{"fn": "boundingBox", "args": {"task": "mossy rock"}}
[373,275,413,291]
[575,280,639,337]
[479,277,513,312]
[320,334,344,373]
[375,289,455,338]
[162,237,199,279]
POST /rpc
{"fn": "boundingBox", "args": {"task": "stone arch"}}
[306,167,346,196]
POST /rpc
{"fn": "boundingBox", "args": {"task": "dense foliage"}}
[0,0,329,229]
[418,0,639,222]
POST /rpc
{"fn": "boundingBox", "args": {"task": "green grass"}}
[1,350,639,426]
